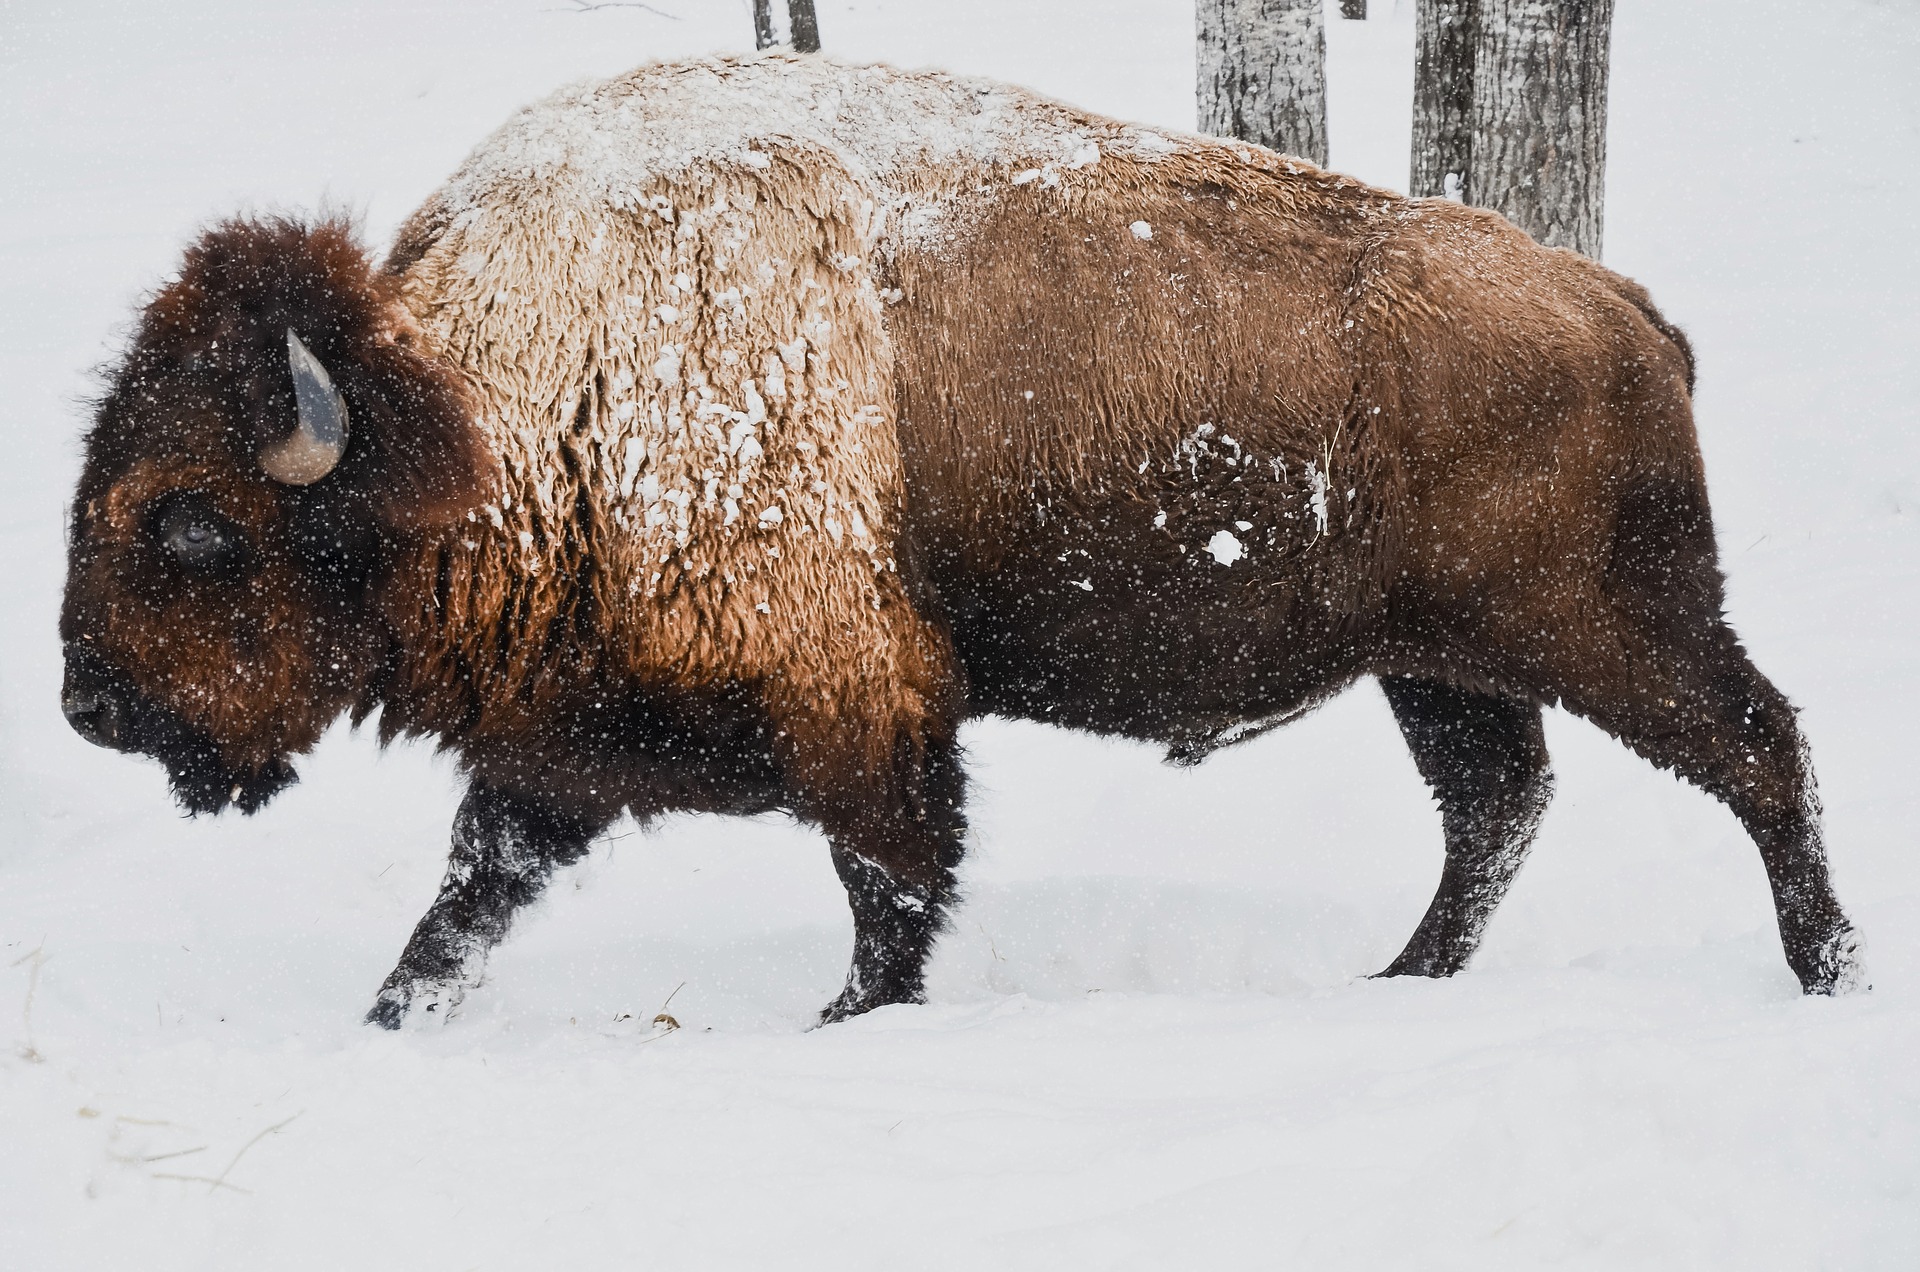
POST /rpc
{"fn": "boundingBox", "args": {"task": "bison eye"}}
[153,496,242,572]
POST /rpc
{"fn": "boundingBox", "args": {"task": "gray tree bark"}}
[1471,0,1612,255]
[752,0,819,54]
[1196,0,1328,166]
[787,0,821,53]
[1411,0,1477,200]
[1411,0,1613,258]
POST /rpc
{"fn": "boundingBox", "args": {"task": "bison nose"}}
[62,683,126,749]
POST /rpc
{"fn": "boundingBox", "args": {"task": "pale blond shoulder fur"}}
[385,54,1249,755]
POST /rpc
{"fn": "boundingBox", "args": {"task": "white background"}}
[2,1,1916,1266]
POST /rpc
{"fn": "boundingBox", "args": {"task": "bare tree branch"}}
[558,0,681,18]
[208,1111,302,1195]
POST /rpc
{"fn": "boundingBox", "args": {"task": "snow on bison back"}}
[56,52,1862,1029]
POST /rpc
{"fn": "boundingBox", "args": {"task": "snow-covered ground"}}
[3,1,1917,1266]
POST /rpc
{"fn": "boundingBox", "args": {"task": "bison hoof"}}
[1371,950,1466,980]
[815,984,920,1028]
[364,978,468,1030]
[365,996,407,1031]
[815,994,874,1027]
[1801,925,1869,996]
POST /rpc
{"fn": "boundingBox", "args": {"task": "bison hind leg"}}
[1565,621,1864,996]
[1375,676,1555,979]
[1562,471,1865,994]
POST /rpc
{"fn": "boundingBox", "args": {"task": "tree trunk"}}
[752,0,776,50]
[787,0,821,53]
[1470,0,1612,256]
[1410,0,1613,257]
[1196,0,1328,166]
[1410,0,1477,200]
[1339,0,1368,18]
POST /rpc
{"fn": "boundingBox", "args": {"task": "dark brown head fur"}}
[60,218,494,813]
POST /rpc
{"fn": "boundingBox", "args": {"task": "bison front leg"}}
[1376,676,1555,979]
[800,732,970,1026]
[366,782,603,1029]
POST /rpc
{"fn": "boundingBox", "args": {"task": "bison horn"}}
[263,328,350,485]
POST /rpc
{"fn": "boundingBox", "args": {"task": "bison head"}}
[60,218,493,814]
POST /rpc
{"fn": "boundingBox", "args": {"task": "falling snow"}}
[3,2,1918,1269]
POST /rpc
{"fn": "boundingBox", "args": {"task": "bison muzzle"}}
[60,54,1864,1027]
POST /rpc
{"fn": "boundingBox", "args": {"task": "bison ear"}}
[332,313,497,534]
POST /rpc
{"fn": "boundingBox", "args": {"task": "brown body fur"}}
[60,56,1860,1024]
[889,146,1694,746]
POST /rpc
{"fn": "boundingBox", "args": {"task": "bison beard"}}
[62,643,299,816]
[59,55,1864,1030]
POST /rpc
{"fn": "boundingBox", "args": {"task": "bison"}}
[60,53,1862,1027]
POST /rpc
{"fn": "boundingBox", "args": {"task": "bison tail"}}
[1637,299,1697,396]
[1607,273,1697,396]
